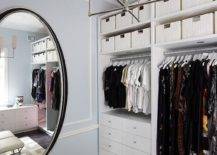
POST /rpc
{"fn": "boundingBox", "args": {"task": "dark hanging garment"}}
[50,69,61,110]
[35,69,46,102]
[31,69,39,99]
[103,65,126,109]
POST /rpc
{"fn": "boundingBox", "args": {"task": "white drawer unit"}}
[100,113,151,155]
[100,125,122,143]
[101,37,115,53]
[132,4,151,24]
[116,11,132,29]
[115,33,131,51]
[47,50,58,62]
[0,105,38,133]
[122,119,151,138]
[182,13,214,39]
[182,0,212,10]
[101,15,116,33]
[101,114,123,130]
[156,21,181,43]
[132,28,151,48]
[100,138,122,155]
[122,133,151,153]
[156,0,181,17]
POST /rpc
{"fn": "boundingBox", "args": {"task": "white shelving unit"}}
[98,1,217,155]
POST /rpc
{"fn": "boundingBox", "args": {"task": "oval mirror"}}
[0,9,67,155]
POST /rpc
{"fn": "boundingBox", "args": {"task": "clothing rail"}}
[164,46,217,56]
[110,53,151,62]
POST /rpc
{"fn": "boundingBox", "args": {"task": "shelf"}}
[32,62,46,65]
[100,21,151,37]
[46,60,59,63]
[154,1,217,24]
[100,46,151,56]
[32,48,56,55]
[155,34,217,50]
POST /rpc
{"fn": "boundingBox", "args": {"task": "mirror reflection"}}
[0,11,63,155]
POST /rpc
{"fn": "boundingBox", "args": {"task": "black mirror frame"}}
[0,8,68,155]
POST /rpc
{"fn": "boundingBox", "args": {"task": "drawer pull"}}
[108,145,112,148]
[133,141,137,144]
[108,120,111,123]
[133,127,137,129]
[108,133,111,135]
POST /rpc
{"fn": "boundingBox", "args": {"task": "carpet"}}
[2,137,45,155]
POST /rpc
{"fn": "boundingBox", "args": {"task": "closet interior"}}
[98,0,217,155]
[31,36,60,134]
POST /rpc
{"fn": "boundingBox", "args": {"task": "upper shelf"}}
[155,34,217,50]
[100,20,151,37]
[101,46,151,56]
[154,1,217,24]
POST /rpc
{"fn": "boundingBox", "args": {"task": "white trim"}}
[59,124,99,139]
[63,118,92,127]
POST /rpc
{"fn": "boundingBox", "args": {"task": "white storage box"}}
[47,51,58,62]
[215,11,217,34]
[115,33,131,51]
[182,13,214,39]
[116,11,132,29]
[132,28,151,48]
[132,4,151,24]
[41,40,46,51]
[156,21,181,43]
[156,0,181,17]
[182,0,212,10]
[101,15,116,33]
[47,38,55,50]
[101,37,115,53]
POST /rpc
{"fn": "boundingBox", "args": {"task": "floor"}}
[15,129,52,149]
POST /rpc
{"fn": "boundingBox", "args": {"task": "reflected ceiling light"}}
[88,0,164,20]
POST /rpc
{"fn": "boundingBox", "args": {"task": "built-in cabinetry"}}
[98,0,217,155]
[31,36,59,134]
[100,111,151,155]
[0,105,38,133]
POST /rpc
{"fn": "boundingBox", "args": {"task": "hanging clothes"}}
[157,54,216,155]
[103,59,151,114]
[31,68,46,102]
[50,69,61,110]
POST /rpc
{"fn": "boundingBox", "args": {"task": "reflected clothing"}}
[31,69,46,102]
[50,69,61,110]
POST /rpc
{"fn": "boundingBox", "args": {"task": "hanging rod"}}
[111,53,151,61]
[164,46,217,56]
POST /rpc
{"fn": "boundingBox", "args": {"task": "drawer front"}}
[123,119,151,138]
[156,0,181,17]
[183,13,214,39]
[115,33,131,51]
[132,28,151,48]
[101,37,115,53]
[100,138,122,155]
[116,12,132,29]
[122,145,149,155]
[101,114,123,130]
[182,0,212,9]
[122,133,151,153]
[101,16,116,33]
[100,125,122,143]
[100,149,117,155]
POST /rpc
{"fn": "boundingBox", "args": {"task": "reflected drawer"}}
[100,138,122,155]
[101,114,123,130]
[100,125,122,143]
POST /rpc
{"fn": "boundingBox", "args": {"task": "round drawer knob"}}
[133,127,137,129]
[108,121,111,123]
[108,145,111,148]
[133,141,137,144]
[108,133,111,135]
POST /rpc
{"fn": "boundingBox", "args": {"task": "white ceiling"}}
[0,12,47,33]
